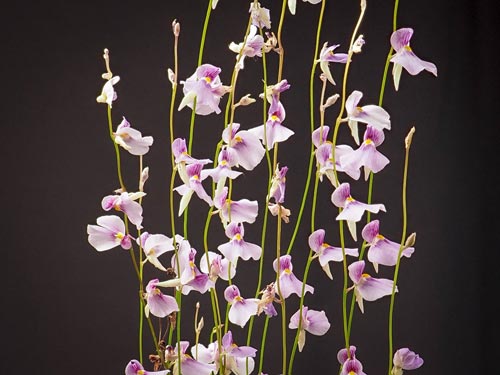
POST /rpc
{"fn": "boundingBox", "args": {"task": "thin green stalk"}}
[106,106,126,191]
[257,316,270,374]
[387,127,414,375]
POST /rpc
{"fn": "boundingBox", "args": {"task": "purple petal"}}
[361,220,380,243]
[331,183,351,208]
[229,298,259,327]
[308,229,325,252]
[358,276,395,301]
[348,260,365,284]
[391,50,437,76]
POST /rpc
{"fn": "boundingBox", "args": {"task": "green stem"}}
[106,106,126,191]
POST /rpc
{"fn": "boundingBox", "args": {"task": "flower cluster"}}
[86,1,436,375]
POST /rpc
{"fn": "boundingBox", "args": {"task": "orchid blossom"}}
[390,28,437,91]
[174,163,213,216]
[137,232,175,272]
[221,122,265,171]
[165,342,216,375]
[229,25,264,70]
[289,306,331,352]
[217,222,262,263]
[87,215,132,251]
[224,284,259,328]
[125,359,169,375]
[348,260,396,313]
[318,42,349,85]
[96,76,120,107]
[143,279,179,318]
[113,117,154,156]
[273,255,314,299]
[213,186,259,226]
[392,348,424,375]
[101,191,145,229]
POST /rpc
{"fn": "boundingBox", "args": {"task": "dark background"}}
[2,0,496,374]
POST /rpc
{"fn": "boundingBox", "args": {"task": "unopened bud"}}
[360,0,367,11]
[404,232,416,248]
[172,20,180,36]
[139,167,149,192]
[323,94,340,108]
[101,48,113,80]
[352,35,365,53]
[167,68,176,86]
[405,126,415,149]
[196,317,204,333]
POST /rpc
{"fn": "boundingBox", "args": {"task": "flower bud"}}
[405,126,415,149]
[172,19,180,36]
[352,35,365,53]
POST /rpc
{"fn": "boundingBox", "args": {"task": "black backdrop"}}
[2,0,496,374]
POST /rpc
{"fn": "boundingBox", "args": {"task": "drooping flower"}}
[96,76,120,107]
[339,125,390,180]
[268,164,288,204]
[87,215,132,251]
[392,348,424,375]
[308,228,358,279]
[345,90,391,145]
[199,250,236,281]
[257,282,278,317]
[137,232,175,272]
[229,25,265,70]
[273,255,314,299]
[125,359,169,375]
[172,245,213,295]
[250,85,294,150]
[192,331,257,375]
[289,306,330,352]
[213,186,259,226]
[171,138,212,166]
[165,342,216,375]
[249,2,271,29]
[178,64,230,115]
[101,191,145,229]
[390,28,437,91]
[217,222,262,263]
[362,220,415,272]
[221,123,265,171]
[144,279,179,318]
[113,117,154,156]
[348,260,396,313]
[331,182,386,241]
[224,285,260,328]
[318,42,349,85]
[174,163,213,216]
[268,202,291,223]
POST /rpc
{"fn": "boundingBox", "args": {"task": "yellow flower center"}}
[192,174,200,181]
[356,106,363,112]
[362,273,370,278]
[116,232,125,240]
[138,370,145,375]
[376,234,385,240]
[270,114,279,121]
[204,76,212,83]
[364,138,373,145]
[284,268,292,275]
[404,45,413,52]
[346,196,355,202]
[234,136,243,143]
[234,233,242,241]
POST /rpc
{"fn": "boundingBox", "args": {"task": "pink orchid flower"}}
[125,359,169,375]
[144,279,179,318]
[224,285,259,328]
[217,222,262,264]
[101,191,145,229]
[114,117,154,156]
[289,306,331,352]
[392,348,424,375]
[273,255,314,299]
[87,215,132,251]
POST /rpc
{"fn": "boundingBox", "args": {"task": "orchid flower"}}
[143,279,179,318]
[269,164,288,204]
[174,163,213,216]
[172,137,212,166]
[201,148,242,188]
[289,306,330,352]
[268,202,291,223]
[262,79,290,104]
[137,232,175,272]
[221,122,265,171]
[199,250,236,281]
[273,255,314,299]
[249,2,271,29]
[125,359,169,375]
[337,346,367,375]
[165,342,216,375]
[348,260,396,313]
[213,186,259,226]
[101,191,145,229]
[339,125,390,180]
[308,229,358,279]
[345,90,391,145]
[362,220,415,272]
[217,222,262,263]
[249,93,294,150]
[113,117,154,156]
[229,25,264,70]
[390,28,437,91]
[96,76,120,107]
[192,331,257,375]
[178,64,230,115]
[87,215,132,251]
[224,284,260,328]
[331,182,386,241]
[318,42,349,85]
[392,348,424,375]
[172,245,213,295]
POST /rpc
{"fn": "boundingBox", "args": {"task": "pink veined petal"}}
[101,195,117,211]
[229,298,259,327]
[336,201,368,222]
[125,360,170,375]
[191,342,216,364]
[306,309,331,336]
[331,183,351,208]
[390,28,414,51]
[319,246,358,265]
[126,136,154,156]
[120,198,144,228]
[346,90,363,114]
[179,357,217,375]
[391,50,438,76]
[279,272,314,299]
[348,260,365,284]
[96,215,126,234]
[229,130,266,170]
[337,346,357,365]
[223,199,259,224]
[147,292,179,318]
[312,126,330,147]
[191,180,213,206]
[308,229,325,252]
[367,239,414,267]
[358,276,396,301]
[356,105,391,130]
[238,241,262,261]
[361,220,380,243]
[393,348,424,370]
[87,224,118,251]
[218,241,242,264]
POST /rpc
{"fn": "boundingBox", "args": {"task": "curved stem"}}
[106,106,126,191]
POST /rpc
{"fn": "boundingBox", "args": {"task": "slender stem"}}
[106,106,126,191]
[257,316,270,374]
[388,129,412,375]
